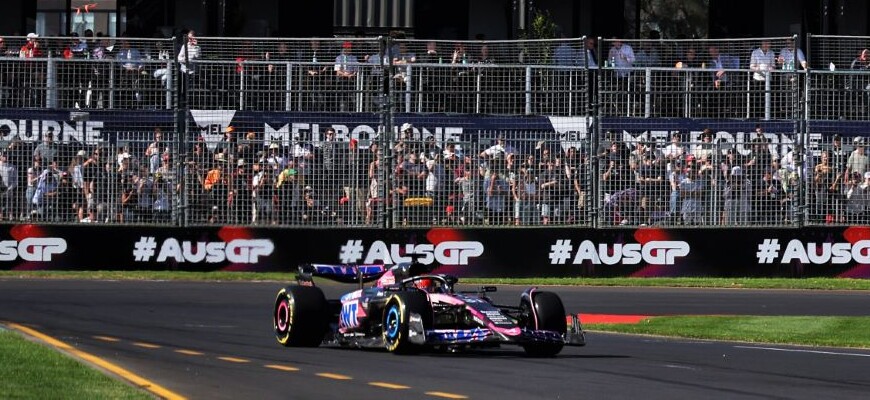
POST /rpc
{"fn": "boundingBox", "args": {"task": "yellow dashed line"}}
[92,335,120,342]
[316,372,353,380]
[369,382,410,390]
[264,364,300,372]
[426,391,469,399]
[174,349,204,356]
[7,323,186,400]
[132,342,161,349]
[217,356,250,363]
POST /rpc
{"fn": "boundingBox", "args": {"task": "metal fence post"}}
[46,58,57,109]
[286,62,292,112]
[525,66,532,115]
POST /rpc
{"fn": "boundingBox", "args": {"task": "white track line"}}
[734,345,870,358]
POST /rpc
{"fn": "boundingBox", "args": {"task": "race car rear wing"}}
[296,264,388,286]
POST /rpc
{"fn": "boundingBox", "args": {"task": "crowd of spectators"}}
[5,32,870,117]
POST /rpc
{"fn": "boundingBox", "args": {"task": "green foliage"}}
[519,8,559,63]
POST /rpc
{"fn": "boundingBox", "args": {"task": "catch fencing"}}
[1,34,870,228]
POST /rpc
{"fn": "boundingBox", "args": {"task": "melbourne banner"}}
[2,224,869,278]
[2,109,868,148]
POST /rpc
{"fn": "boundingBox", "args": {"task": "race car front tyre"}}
[520,291,567,357]
[274,285,329,347]
[382,291,432,354]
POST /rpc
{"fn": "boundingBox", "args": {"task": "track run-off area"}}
[1,279,869,399]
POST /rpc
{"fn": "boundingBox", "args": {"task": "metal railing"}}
[2,34,870,228]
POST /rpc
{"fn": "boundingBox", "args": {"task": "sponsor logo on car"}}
[428,328,491,342]
[340,301,360,329]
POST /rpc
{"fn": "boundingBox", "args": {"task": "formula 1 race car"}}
[273,262,585,356]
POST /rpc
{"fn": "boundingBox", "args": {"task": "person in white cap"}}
[19,33,42,58]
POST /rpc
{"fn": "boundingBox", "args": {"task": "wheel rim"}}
[276,299,290,333]
[385,305,400,340]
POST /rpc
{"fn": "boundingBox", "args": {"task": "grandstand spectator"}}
[301,185,330,225]
[777,38,806,70]
[511,166,537,225]
[662,133,686,172]
[850,48,870,71]
[204,153,229,223]
[843,172,870,224]
[846,136,869,178]
[749,40,776,118]
[813,150,837,223]
[264,141,286,170]
[605,39,635,115]
[420,135,442,164]
[116,39,145,105]
[290,134,314,177]
[554,35,581,66]
[251,161,275,225]
[214,126,237,162]
[366,145,384,225]
[19,33,43,58]
[479,136,508,160]
[417,40,447,112]
[635,153,665,225]
[69,149,86,221]
[31,159,61,221]
[334,41,359,111]
[449,42,475,113]
[705,45,738,116]
[723,165,751,225]
[678,163,705,225]
[178,30,200,75]
[607,39,635,77]
[0,152,18,221]
[343,138,368,225]
[228,158,252,225]
[145,128,164,173]
[483,160,509,225]
[33,128,59,164]
[275,160,302,225]
[134,165,155,222]
[583,37,598,69]
[261,41,291,110]
[691,128,715,161]
[317,127,341,220]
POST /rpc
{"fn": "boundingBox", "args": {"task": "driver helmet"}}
[414,278,435,293]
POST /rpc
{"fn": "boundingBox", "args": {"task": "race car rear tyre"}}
[383,291,432,354]
[521,291,567,357]
[274,286,329,347]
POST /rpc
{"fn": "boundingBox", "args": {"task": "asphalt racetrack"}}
[1,279,869,399]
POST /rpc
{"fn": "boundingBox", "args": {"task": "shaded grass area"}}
[588,316,870,348]
[2,271,868,290]
[0,330,150,400]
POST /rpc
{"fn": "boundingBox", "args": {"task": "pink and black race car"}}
[273,262,585,356]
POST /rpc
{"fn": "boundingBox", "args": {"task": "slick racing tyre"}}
[382,291,432,354]
[520,291,567,357]
[274,285,329,347]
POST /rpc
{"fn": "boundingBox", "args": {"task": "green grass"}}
[587,316,870,348]
[1,271,869,290]
[0,330,151,400]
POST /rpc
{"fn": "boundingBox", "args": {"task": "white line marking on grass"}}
[734,346,870,357]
